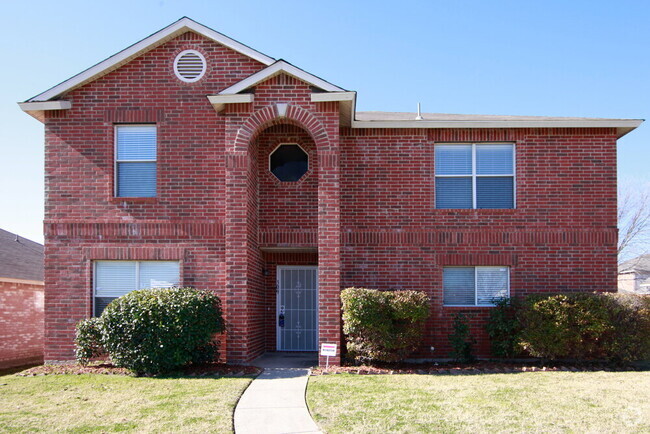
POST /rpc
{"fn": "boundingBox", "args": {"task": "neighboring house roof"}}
[0,229,44,282]
[17,17,644,137]
[619,254,650,274]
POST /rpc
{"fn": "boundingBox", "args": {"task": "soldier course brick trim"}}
[20,17,642,365]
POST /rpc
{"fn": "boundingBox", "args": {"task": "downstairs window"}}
[93,260,180,316]
[443,266,509,306]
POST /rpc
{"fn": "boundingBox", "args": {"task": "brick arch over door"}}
[224,102,341,365]
[232,104,331,154]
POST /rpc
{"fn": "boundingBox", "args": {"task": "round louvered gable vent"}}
[173,50,206,83]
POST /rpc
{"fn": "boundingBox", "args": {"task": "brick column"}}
[224,147,251,363]
[318,148,342,366]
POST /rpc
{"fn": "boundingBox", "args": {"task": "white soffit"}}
[310,92,356,102]
[311,92,357,127]
[218,60,346,95]
[18,101,72,122]
[207,94,255,112]
[25,17,275,103]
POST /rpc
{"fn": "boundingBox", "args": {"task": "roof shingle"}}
[0,228,44,281]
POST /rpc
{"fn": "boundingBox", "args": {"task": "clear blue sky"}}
[1,0,648,244]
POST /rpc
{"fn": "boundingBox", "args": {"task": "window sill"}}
[443,305,496,308]
[110,197,157,204]
[434,208,517,214]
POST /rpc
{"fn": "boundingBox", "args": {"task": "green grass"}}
[0,373,252,433]
[307,371,650,433]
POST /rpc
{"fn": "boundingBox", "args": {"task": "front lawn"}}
[0,372,252,433]
[307,371,650,433]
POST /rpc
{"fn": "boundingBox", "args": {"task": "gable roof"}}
[25,17,275,103]
[0,229,44,282]
[619,254,650,274]
[19,17,642,137]
[218,60,346,95]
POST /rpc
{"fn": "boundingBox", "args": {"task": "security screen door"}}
[277,266,318,351]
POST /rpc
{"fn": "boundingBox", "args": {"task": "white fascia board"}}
[311,92,356,102]
[219,60,345,95]
[207,94,254,112]
[351,119,644,131]
[27,17,275,102]
[19,101,71,111]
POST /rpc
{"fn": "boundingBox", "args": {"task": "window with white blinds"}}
[115,125,157,197]
[94,261,179,316]
[443,266,509,306]
[435,143,514,209]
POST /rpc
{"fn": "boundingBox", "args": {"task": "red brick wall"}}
[41,30,619,364]
[257,124,318,233]
[43,31,265,362]
[339,127,618,357]
[0,279,44,369]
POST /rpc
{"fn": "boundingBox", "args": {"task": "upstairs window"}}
[443,266,510,306]
[115,125,157,197]
[435,143,514,209]
[94,260,180,316]
[269,144,309,182]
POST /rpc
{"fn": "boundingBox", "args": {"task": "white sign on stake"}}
[320,343,337,369]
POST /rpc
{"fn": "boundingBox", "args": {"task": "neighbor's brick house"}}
[20,18,641,365]
[0,229,44,369]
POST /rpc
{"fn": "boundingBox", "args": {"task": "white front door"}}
[277,266,318,351]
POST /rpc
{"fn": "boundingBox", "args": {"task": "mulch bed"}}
[16,362,261,377]
[310,361,644,376]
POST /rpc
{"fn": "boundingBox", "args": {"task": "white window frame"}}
[435,142,516,209]
[114,124,157,197]
[93,260,180,316]
[442,266,510,307]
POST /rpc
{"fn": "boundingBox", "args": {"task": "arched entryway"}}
[224,104,342,365]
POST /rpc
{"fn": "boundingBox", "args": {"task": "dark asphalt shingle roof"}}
[0,228,44,281]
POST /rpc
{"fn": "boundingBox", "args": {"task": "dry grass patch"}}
[307,371,650,433]
[0,372,252,433]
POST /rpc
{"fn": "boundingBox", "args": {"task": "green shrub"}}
[518,292,650,362]
[75,317,104,365]
[74,287,224,375]
[449,313,476,363]
[600,293,650,362]
[485,297,523,358]
[341,287,429,363]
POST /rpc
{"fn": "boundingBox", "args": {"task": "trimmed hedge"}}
[485,297,523,358]
[341,287,429,363]
[487,292,650,362]
[75,287,224,375]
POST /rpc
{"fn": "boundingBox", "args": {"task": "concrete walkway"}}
[234,352,321,434]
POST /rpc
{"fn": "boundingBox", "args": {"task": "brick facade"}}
[0,279,44,369]
[31,22,625,365]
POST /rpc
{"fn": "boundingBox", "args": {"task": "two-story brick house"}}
[20,18,641,365]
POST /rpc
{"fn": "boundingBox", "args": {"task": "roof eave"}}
[18,101,72,123]
[350,119,643,138]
